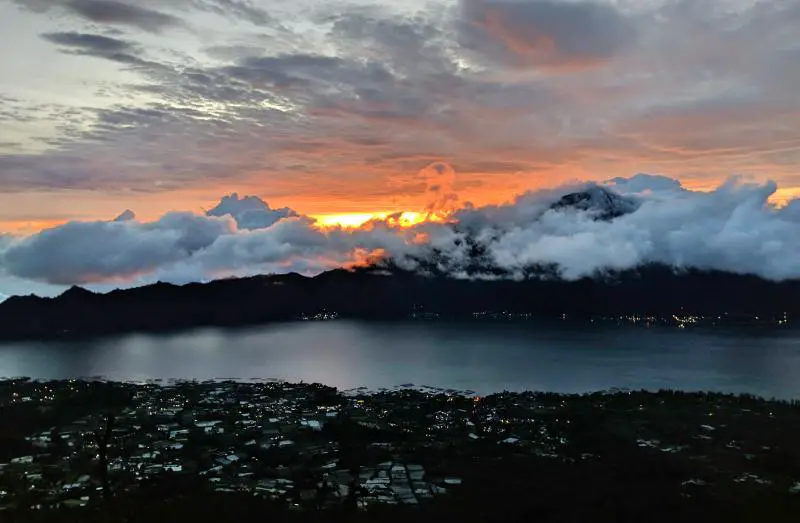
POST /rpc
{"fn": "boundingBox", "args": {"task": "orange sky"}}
[0,167,798,235]
[1,0,799,235]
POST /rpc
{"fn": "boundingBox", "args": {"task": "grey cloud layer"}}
[1,176,800,291]
[16,0,184,33]
[13,0,272,32]
[458,0,637,70]
[3,0,799,195]
[41,32,148,65]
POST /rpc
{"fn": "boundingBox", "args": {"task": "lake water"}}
[1,321,799,399]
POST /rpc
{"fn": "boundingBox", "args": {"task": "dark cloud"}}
[458,0,636,71]
[189,0,273,26]
[66,0,181,32]
[17,0,183,33]
[42,32,132,54]
[16,0,276,29]
[41,32,147,65]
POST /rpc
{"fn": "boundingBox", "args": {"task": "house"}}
[390,464,407,482]
[169,429,190,439]
[408,470,425,482]
[300,419,323,431]
[195,420,223,434]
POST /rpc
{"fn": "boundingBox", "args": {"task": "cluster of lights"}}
[300,311,339,321]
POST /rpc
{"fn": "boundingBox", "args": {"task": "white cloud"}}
[1,175,800,296]
[0,212,236,285]
[206,193,298,230]
[603,173,683,195]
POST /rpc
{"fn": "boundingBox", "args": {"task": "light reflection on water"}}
[1,321,799,399]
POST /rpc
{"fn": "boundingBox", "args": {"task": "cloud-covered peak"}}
[550,185,640,220]
[114,209,136,222]
[206,193,299,230]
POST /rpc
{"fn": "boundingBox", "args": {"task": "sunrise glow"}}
[313,211,430,229]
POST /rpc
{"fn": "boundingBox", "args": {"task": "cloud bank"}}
[1,174,799,296]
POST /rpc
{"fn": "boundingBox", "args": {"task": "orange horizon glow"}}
[311,210,450,229]
[0,180,797,236]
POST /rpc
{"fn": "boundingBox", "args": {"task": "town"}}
[410,309,793,328]
[1,379,800,521]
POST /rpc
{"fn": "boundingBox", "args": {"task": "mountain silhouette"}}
[0,264,796,340]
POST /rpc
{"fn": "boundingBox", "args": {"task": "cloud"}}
[41,32,148,65]
[189,0,273,26]
[18,0,183,33]
[206,193,299,230]
[458,0,636,71]
[435,176,800,281]
[15,0,276,30]
[0,213,236,285]
[2,175,800,294]
[603,173,684,195]
[3,0,800,219]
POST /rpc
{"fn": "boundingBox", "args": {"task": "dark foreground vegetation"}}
[1,379,800,522]
[0,264,798,340]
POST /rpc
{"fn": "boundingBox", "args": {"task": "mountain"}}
[550,185,640,220]
[0,265,797,340]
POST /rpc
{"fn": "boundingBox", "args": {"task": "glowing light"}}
[314,213,380,228]
[312,211,431,229]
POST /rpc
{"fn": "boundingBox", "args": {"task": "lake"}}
[1,321,799,399]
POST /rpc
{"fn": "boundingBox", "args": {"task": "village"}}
[1,378,800,516]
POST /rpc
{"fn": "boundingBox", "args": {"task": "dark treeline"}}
[4,453,800,523]
[0,264,798,340]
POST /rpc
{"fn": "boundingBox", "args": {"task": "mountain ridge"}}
[0,264,797,341]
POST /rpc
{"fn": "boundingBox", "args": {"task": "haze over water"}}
[1,321,799,399]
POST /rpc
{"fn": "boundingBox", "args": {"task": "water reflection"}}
[0,321,798,399]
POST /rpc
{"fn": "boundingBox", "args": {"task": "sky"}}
[1,0,799,298]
